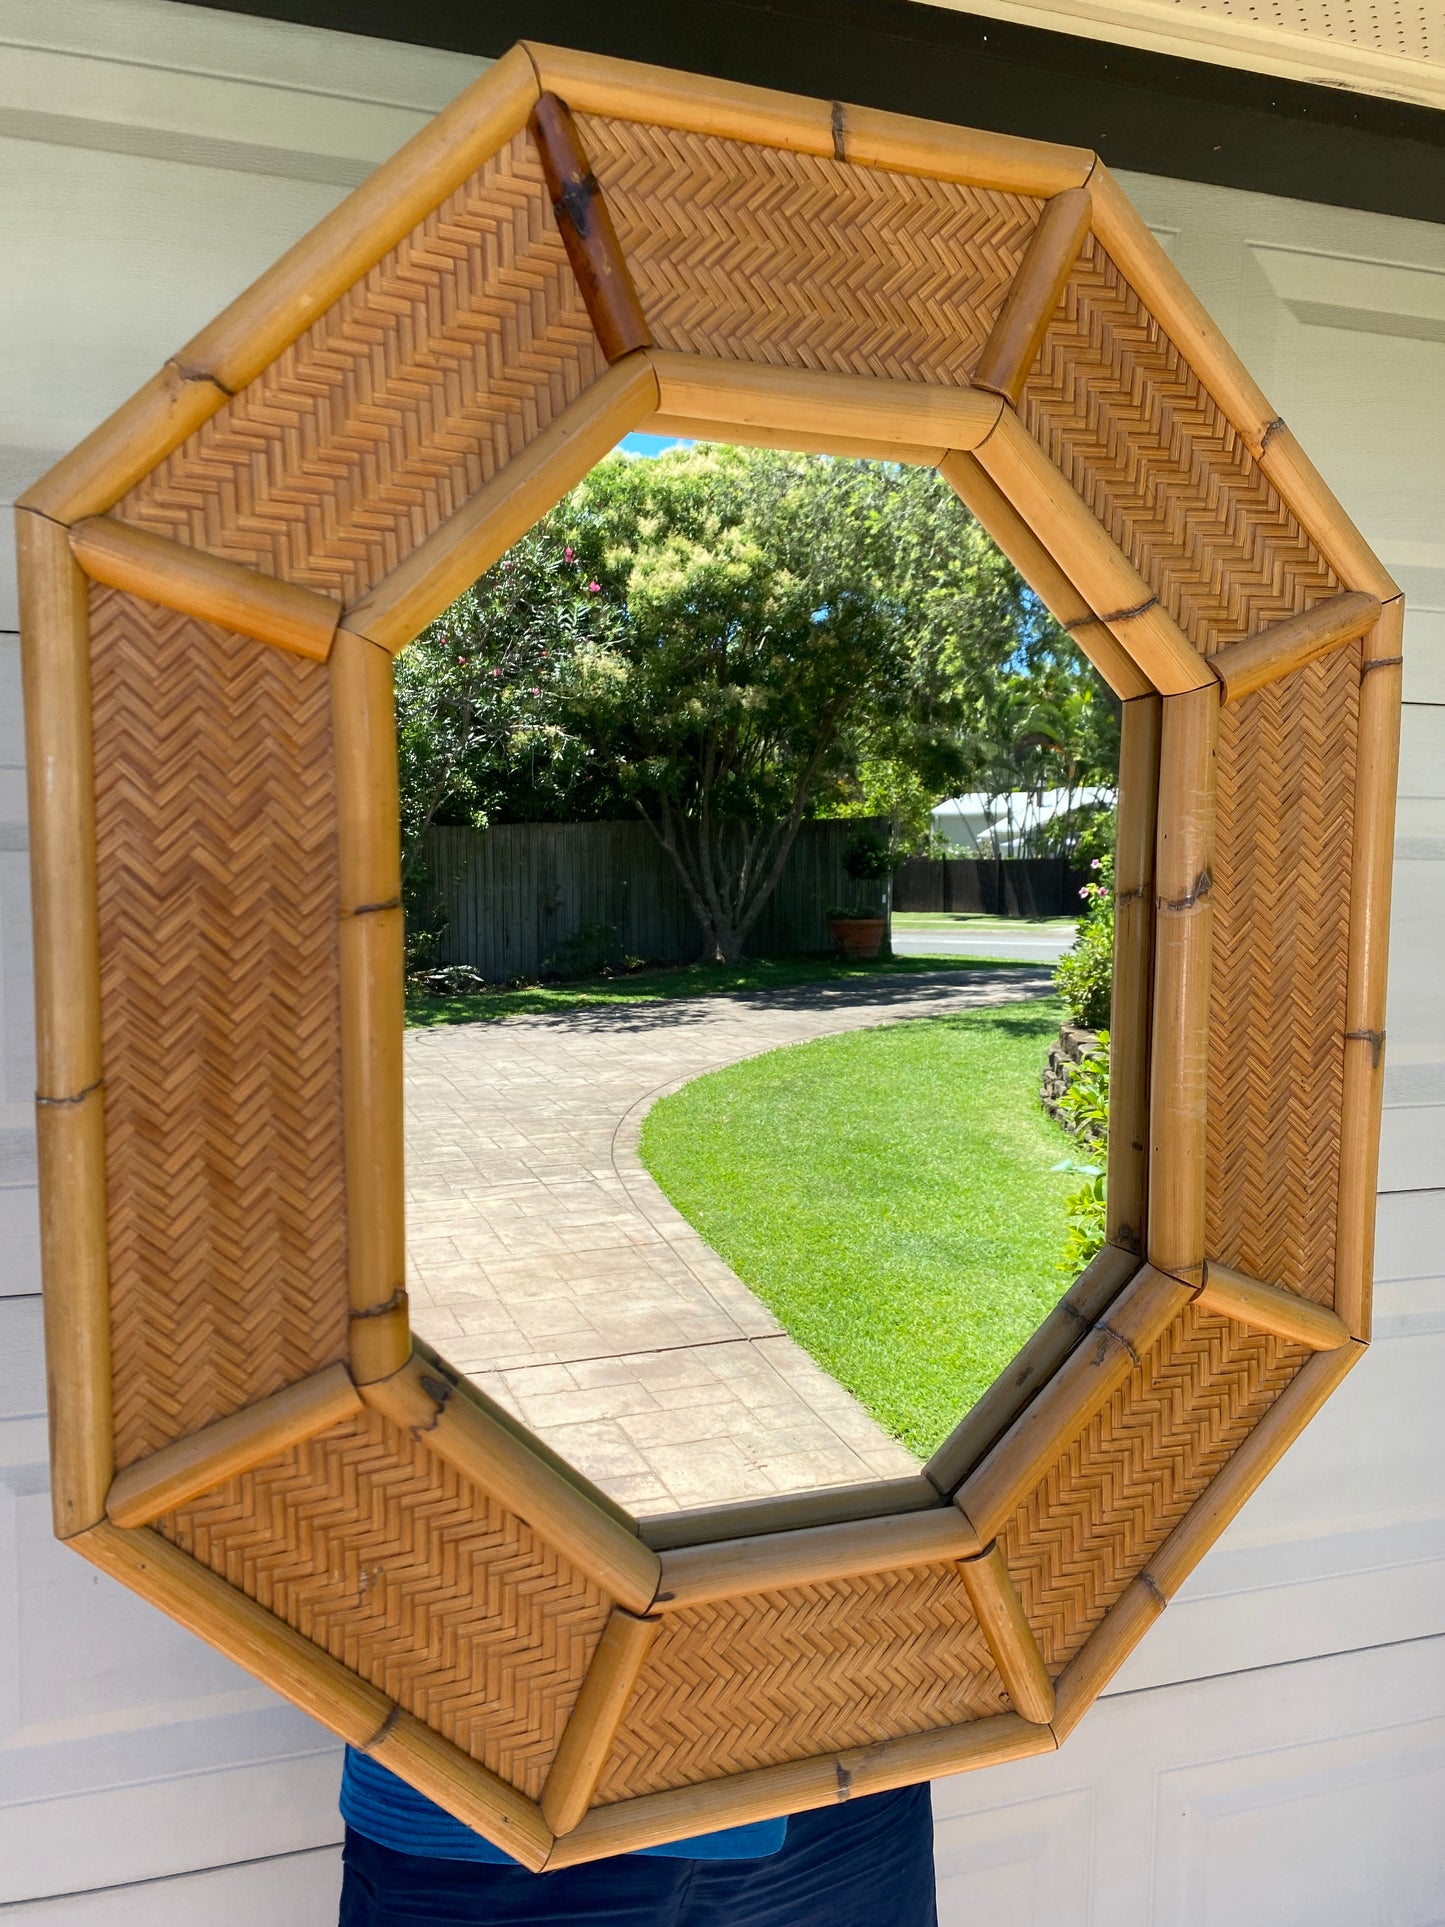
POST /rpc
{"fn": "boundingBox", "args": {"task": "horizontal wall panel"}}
[0,1846,341,1925]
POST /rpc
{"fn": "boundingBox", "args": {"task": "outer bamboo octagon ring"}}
[15,45,1401,1868]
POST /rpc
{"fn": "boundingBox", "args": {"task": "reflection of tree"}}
[960,670,1119,863]
[558,449,912,963]
[394,533,615,881]
[395,444,1119,964]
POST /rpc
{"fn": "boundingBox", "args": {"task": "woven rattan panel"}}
[1002,1301,1308,1672]
[581,115,1041,382]
[1021,240,1355,1300]
[1021,239,1339,654]
[90,587,348,1467]
[597,1564,1009,1801]
[157,1408,611,1796]
[113,134,604,603]
[1208,654,1359,1300]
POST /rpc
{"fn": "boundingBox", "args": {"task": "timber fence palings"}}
[422,817,889,977]
[893,854,1090,918]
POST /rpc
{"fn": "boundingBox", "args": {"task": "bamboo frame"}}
[529,93,653,364]
[1256,427,1401,603]
[340,353,658,656]
[542,1713,1055,1868]
[938,452,1152,700]
[1147,684,1220,1289]
[17,509,111,1539]
[1088,167,1278,457]
[1108,693,1162,1254]
[367,1710,554,1873]
[646,413,945,468]
[1336,595,1403,1339]
[106,1364,363,1527]
[925,1242,1141,1496]
[362,1352,662,1614]
[77,1517,393,1735]
[17,47,542,524]
[1195,1260,1350,1352]
[956,1541,1055,1725]
[330,628,410,1383]
[955,1264,1195,1543]
[524,43,1093,196]
[973,187,1093,406]
[648,351,1004,453]
[1146,1342,1364,1598]
[1210,590,1382,705]
[68,517,341,661]
[18,47,1397,1854]
[654,1507,982,1613]
[971,410,1214,697]
[79,1519,555,1868]
[411,1334,641,1535]
[1049,1572,1164,1741]
[641,1475,941,1552]
[542,1610,662,1835]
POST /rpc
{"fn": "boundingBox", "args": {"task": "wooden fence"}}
[893,856,1088,918]
[421,818,887,979]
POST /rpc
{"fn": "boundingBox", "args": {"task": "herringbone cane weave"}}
[17,43,1399,1868]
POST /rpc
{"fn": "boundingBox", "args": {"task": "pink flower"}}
[1090,858,1101,870]
[587,580,601,593]
[1078,886,1089,900]
[530,686,541,695]
[564,546,575,563]
[492,667,501,677]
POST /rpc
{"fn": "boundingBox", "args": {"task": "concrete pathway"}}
[405,968,1049,1518]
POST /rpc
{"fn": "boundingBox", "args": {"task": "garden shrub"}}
[1054,1028,1109,1275]
[1054,852,1114,1028]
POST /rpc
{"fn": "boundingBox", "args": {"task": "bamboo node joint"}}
[1161,868,1212,913]
[352,1286,408,1321]
[170,358,233,399]
[362,1702,404,1752]
[1346,1027,1386,1069]
[36,1077,103,1108]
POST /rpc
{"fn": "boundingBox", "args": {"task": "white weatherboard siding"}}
[0,3,1441,1918]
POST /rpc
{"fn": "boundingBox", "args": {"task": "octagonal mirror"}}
[15,40,1397,1869]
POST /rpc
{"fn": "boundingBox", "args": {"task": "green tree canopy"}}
[396,443,1118,964]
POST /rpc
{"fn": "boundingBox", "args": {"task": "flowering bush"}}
[1054,1030,1109,1273]
[1053,852,1114,1028]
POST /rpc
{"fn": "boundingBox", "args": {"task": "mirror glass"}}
[398,434,1123,1522]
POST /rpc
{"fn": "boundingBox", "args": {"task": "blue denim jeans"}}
[339,1783,937,1926]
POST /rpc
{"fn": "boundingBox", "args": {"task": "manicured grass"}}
[639,998,1072,1457]
[405,950,1042,1028]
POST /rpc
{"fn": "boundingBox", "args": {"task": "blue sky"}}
[619,432,692,458]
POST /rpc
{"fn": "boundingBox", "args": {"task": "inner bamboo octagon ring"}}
[16,44,1402,1868]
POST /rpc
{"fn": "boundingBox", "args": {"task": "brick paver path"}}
[406,969,1050,1518]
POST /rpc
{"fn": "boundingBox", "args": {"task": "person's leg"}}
[338,1826,694,1927]
[683,1785,937,1927]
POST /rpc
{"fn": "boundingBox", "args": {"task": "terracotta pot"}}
[828,915,886,960]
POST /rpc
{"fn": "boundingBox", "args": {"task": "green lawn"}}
[639,998,1072,1457]
[406,951,1042,1028]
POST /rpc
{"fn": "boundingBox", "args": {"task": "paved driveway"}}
[405,968,1050,1518]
